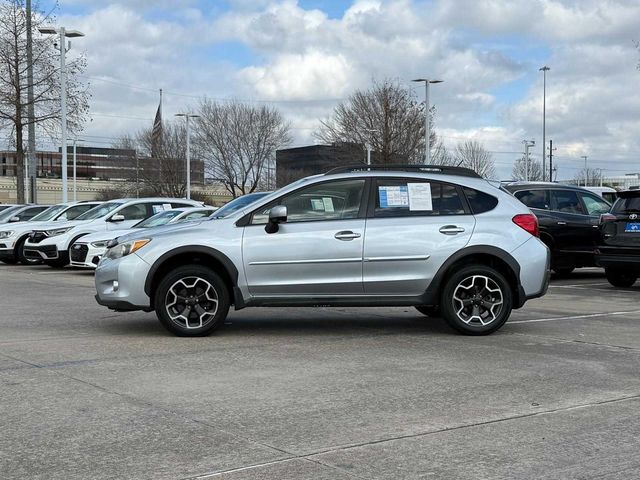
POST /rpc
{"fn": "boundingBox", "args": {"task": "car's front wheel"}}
[16,237,41,265]
[605,268,638,288]
[154,265,230,337]
[440,265,513,335]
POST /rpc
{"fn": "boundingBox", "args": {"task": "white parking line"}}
[510,310,640,324]
[548,282,610,289]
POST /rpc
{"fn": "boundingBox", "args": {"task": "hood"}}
[31,220,84,232]
[79,228,137,244]
[114,219,212,245]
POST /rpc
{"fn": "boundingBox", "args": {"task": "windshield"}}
[134,210,183,228]
[31,204,68,222]
[75,202,123,221]
[0,205,23,222]
[613,195,640,214]
[214,193,270,218]
[0,205,16,213]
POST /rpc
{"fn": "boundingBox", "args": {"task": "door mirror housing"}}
[110,213,125,222]
[9,216,20,223]
[265,205,287,233]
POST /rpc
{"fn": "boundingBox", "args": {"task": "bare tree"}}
[195,99,291,198]
[114,122,196,198]
[453,140,496,178]
[573,167,603,187]
[431,139,456,166]
[0,1,89,202]
[512,156,543,181]
[315,79,435,164]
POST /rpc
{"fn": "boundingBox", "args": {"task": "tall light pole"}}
[539,66,550,181]
[364,128,379,165]
[175,113,200,199]
[582,155,588,186]
[412,78,443,164]
[38,26,84,203]
[523,140,535,181]
[72,136,84,202]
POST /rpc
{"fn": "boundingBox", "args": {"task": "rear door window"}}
[514,189,549,210]
[550,190,585,214]
[373,179,465,217]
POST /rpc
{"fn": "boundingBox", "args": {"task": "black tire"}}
[154,264,230,337]
[16,237,41,265]
[415,305,440,317]
[0,257,17,264]
[45,252,70,268]
[440,264,513,335]
[552,267,574,277]
[605,268,638,288]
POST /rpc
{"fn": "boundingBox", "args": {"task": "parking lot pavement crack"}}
[298,392,640,459]
[508,332,640,352]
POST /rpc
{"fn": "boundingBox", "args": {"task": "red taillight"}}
[512,214,539,237]
[599,213,616,224]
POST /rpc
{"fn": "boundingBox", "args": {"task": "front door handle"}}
[335,231,361,241]
[439,225,465,235]
[557,221,567,225]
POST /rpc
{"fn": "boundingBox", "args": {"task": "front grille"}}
[29,232,48,244]
[24,245,58,259]
[0,243,6,249]
[70,244,89,263]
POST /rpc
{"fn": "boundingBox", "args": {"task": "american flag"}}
[151,92,162,157]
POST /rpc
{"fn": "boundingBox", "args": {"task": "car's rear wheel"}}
[415,306,440,317]
[605,268,638,288]
[16,237,41,265]
[154,265,230,337]
[440,265,513,335]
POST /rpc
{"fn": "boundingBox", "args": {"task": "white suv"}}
[24,198,204,267]
[94,166,550,337]
[0,202,101,265]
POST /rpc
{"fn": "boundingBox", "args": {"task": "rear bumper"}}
[595,251,640,270]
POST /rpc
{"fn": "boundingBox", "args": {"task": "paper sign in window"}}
[322,197,335,212]
[379,186,409,208]
[163,203,172,211]
[408,183,433,211]
[311,199,324,211]
[152,205,164,214]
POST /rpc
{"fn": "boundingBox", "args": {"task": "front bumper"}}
[23,244,60,260]
[70,242,106,269]
[94,253,152,311]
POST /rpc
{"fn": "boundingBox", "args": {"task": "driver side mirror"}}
[9,216,20,223]
[265,205,287,234]
[110,213,125,222]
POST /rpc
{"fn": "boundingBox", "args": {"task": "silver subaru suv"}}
[94,166,550,336]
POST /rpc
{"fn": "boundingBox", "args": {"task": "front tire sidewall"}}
[605,268,638,288]
[17,237,42,265]
[154,265,230,337]
[440,265,513,335]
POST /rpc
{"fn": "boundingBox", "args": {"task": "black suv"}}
[504,182,611,276]
[596,190,640,287]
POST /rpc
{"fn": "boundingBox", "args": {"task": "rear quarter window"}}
[463,187,498,214]
[613,195,640,214]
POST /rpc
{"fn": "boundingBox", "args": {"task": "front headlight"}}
[104,239,151,260]
[45,227,74,237]
[0,231,14,239]
[91,241,108,248]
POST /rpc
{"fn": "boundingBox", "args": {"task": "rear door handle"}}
[439,225,465,235]
[557,221,567,225]
[334,231,361,241]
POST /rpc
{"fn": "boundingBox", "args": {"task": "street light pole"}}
[582,155,588,186]
[38,26,84,203]
[539,66,550,181]
[522,140,535,181]
[175,113,200,199]
[412,78,443,164]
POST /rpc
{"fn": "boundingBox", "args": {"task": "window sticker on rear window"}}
[407,183,433,211]
[379,186,409,208]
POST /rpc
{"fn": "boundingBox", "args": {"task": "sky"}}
[32,0,640,180]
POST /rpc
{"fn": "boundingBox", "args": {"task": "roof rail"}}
[324,164,481,178]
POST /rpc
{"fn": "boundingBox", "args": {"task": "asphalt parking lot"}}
[1,265,639,480]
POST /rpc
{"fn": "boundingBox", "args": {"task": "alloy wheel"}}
[165,276,219,329]
[452,275,503,326]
